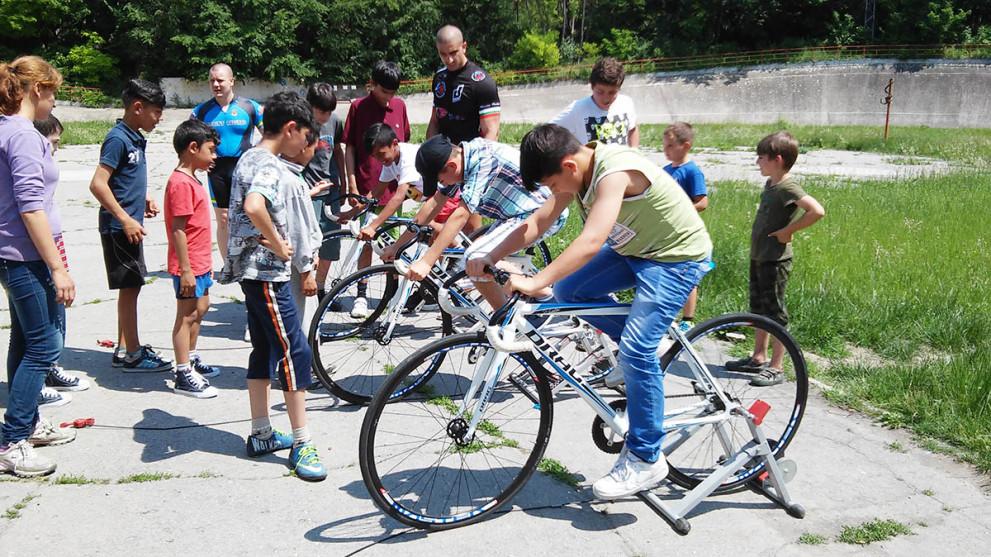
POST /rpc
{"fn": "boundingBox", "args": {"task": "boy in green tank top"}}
[467,124,713,500]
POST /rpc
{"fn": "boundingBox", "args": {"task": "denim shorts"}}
[173,272,214,299]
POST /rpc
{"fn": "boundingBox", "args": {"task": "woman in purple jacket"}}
[0,56,76,477]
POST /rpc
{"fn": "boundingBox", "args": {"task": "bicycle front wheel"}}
[660,312,808,492]
[360,332,554,530]
[309,264,453,405]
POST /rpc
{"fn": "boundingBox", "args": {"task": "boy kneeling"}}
[469,124,713,498]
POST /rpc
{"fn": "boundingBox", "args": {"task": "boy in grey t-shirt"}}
[726,131,824,386]
[303,83,347,300]
[217,92,327,482]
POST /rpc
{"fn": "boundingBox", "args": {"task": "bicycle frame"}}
[462,301,742,455]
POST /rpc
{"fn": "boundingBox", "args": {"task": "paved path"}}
[0,111,986,555]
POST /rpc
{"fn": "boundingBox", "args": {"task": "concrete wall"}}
[402,59,991,128]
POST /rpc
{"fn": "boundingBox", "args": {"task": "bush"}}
[508,31,561,70]
[600,28,653,62]
[57,32,119,88]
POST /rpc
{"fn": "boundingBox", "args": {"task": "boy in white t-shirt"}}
[551,57,639,147]
[356,123,467,242]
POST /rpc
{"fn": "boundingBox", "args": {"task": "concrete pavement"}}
[0,111,987,556]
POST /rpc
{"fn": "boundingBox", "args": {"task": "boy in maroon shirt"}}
[341,60,411,316]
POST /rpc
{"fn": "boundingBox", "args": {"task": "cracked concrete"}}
[0,108,987,555]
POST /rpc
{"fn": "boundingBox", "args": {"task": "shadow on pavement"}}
[198,299,248,342]
[304,510,426,545]
[132,408,269,464]
[58,346,247,394]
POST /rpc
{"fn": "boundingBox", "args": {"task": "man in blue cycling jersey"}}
[191,63,263,260]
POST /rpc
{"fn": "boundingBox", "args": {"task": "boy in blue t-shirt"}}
[88,79,173,372]
[662,122,709,332]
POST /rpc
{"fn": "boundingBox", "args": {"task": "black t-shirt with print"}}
[431,61,501,144]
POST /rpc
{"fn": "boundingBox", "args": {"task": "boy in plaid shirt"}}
[382,135,567,308]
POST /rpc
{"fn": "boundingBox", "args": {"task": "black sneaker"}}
[190,356,221,378]
[123,346,173,373]
[45,366,90,391]
[37,386,70,407]
[173,367,218,398]
[114,344,161,368]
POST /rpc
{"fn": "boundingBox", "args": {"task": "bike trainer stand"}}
[637,400,806,535]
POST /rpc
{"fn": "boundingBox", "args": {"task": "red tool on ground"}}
[61,418,95,429]
[97,339,115,348]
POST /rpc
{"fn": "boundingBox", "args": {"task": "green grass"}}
[534,137,991,471]
[61,120,115,146]
[116,472,175,484]
[537,458,580,487]
[52,474,110,485]
[797,532,828,545]
[4,494,38,519]
[410,122,991,166]
[838,518,913,544]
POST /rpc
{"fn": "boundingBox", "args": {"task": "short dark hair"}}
[306,126,320,145]
[590,57,625,87]
[664,122,694,145]
[173,119,220,155]
[363,122,398,153]
[306,82,337,112]
[122,78,166,109]
[262,91,315,136]
[34,114,63,136]
[519,124,582,191]
[756,131,799,170]
[371,60,401,91]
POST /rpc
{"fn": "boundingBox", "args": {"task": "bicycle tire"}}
[360,331,554,530]
[660,312,808,492]
[309,264,453,405]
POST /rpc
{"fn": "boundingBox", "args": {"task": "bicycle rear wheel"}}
[660,312,808,492]
[360,332,554,530]
[309,264,453,405]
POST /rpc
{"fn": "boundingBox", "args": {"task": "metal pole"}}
[881,78,893,140]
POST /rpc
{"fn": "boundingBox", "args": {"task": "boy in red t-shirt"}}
[164,120,222,398]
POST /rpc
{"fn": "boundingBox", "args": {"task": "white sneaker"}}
[350,297,371,319]
[592,449,669,499]
[0,439,56,478]
[243,323,251,342]
[38,386,71,407]
[29,418,76,447]
[602,353,624,388]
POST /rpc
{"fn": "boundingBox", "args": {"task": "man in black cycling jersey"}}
[191,63,263,260]
[427,25,501,144]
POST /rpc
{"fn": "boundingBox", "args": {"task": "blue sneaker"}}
[114,344,159,368]
[677,320,694,335]
[122,346,173,373]
[246,429,293,457]
[289,444,327,482]
[190,355,220,378]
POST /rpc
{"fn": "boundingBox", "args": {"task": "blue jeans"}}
[0,259,64,445]
[553,246,712,463]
